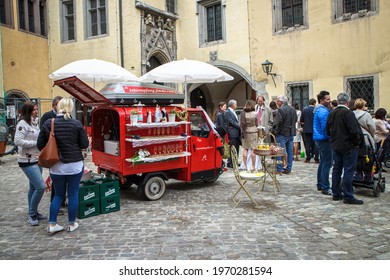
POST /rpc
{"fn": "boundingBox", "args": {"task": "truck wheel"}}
[203,175,220,183]
[141,176,166,201]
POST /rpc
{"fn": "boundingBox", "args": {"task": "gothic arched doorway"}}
[147,56,162,72]
[190,88,207,110]
[5,90,29,126]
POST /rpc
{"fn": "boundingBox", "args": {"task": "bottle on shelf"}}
[155,105,162,123]
[137,102,143,123]
[161,107,167,122]
[147,110,152,124]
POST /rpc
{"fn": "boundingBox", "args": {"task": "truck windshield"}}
[190,113,210,138]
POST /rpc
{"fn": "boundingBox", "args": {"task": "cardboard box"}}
[104,140,119,156]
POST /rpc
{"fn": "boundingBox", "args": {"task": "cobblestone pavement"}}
[0,153,389,260]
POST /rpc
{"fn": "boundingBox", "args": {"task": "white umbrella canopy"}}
[139,59,234,106]
[49,58,139,83]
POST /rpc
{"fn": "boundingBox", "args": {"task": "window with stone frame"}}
[272,0,308,35]
[61,0,75,42]
[197,0,225,47]
[0,0,14,27]
[332,0,378,23]
[166,0,176,14]
[286,82,311,110]
[86,0,107,38]
[345,75,377,113]
[18,0,47,36]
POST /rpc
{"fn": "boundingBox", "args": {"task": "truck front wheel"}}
[140,176,166,201]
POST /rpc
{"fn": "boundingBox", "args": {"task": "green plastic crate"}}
[77,199,100,219]
[100,195,120,214]
[79,181,100,202]
[95,178,119,199]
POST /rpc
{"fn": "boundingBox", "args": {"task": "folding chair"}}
[229,146,265,209]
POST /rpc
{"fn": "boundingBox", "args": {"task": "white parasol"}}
[138,59,234,107]
[49,58,139,87]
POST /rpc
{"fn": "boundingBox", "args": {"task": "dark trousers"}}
[227,137,241,167]
[303,133,319,160]
[331,148,358,200]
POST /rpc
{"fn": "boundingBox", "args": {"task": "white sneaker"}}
[47,224,64,234]
[67,222,79,232]
[27,215,39,226]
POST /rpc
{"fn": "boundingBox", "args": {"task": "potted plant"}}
[168,108,177,122]
[130,110,138,125]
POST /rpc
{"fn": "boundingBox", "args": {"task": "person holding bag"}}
[14,101,47,226]
[37,98,89,234]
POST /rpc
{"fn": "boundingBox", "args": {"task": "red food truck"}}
[54,77,225,200]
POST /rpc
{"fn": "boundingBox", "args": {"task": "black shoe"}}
[332,195,344,201]
[282,170,291,174]
[317,187,322,191]
[343,198,364,205]
[382,169,387,173]
[322,189,332,195]
[226,164,233,168]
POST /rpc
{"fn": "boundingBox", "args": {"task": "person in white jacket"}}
[14,101,47,226]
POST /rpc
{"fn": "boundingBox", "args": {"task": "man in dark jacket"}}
[300,98,319,163]
[273,95,297,174]
[40,96,62,129]
[326,92,363,205]
[224,99,241,168]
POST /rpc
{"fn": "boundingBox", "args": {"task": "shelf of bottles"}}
[126,121,190,129]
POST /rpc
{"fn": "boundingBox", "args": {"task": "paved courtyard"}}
[0,153,389,260]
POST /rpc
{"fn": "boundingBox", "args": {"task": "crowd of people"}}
[214,91,389,205]
[12,91,389,233]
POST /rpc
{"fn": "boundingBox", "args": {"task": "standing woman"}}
[37,98,89,234]
[293,103,302,161]
[213,101,227,124]
[373,108,389,151]
[14,101,47,226]
[240,100,258,171]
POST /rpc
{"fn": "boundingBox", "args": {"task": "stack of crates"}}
[77,177,120,219]
[97,178,120,214]
[77,180,101,219]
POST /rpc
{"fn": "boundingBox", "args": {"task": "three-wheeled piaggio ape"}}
[54,76,225,200]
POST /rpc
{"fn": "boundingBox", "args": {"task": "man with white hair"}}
[224,99,241,168]
[273,95,297,174]
[326,92,363,205]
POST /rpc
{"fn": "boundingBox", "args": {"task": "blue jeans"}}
[20,164,46,217]
[276,135,294,172]
[49,168,84,224]
[332,148,358,200]
[315,140,333,192]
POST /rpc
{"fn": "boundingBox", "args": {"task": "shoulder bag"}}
[38,118,60,168]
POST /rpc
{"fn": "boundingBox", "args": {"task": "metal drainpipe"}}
[0,25,6,124]
[119,0,124,67]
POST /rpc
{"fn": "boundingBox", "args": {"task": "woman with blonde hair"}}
[240,100,258,171]
[353,98,376,148]
[38,98,89,234]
